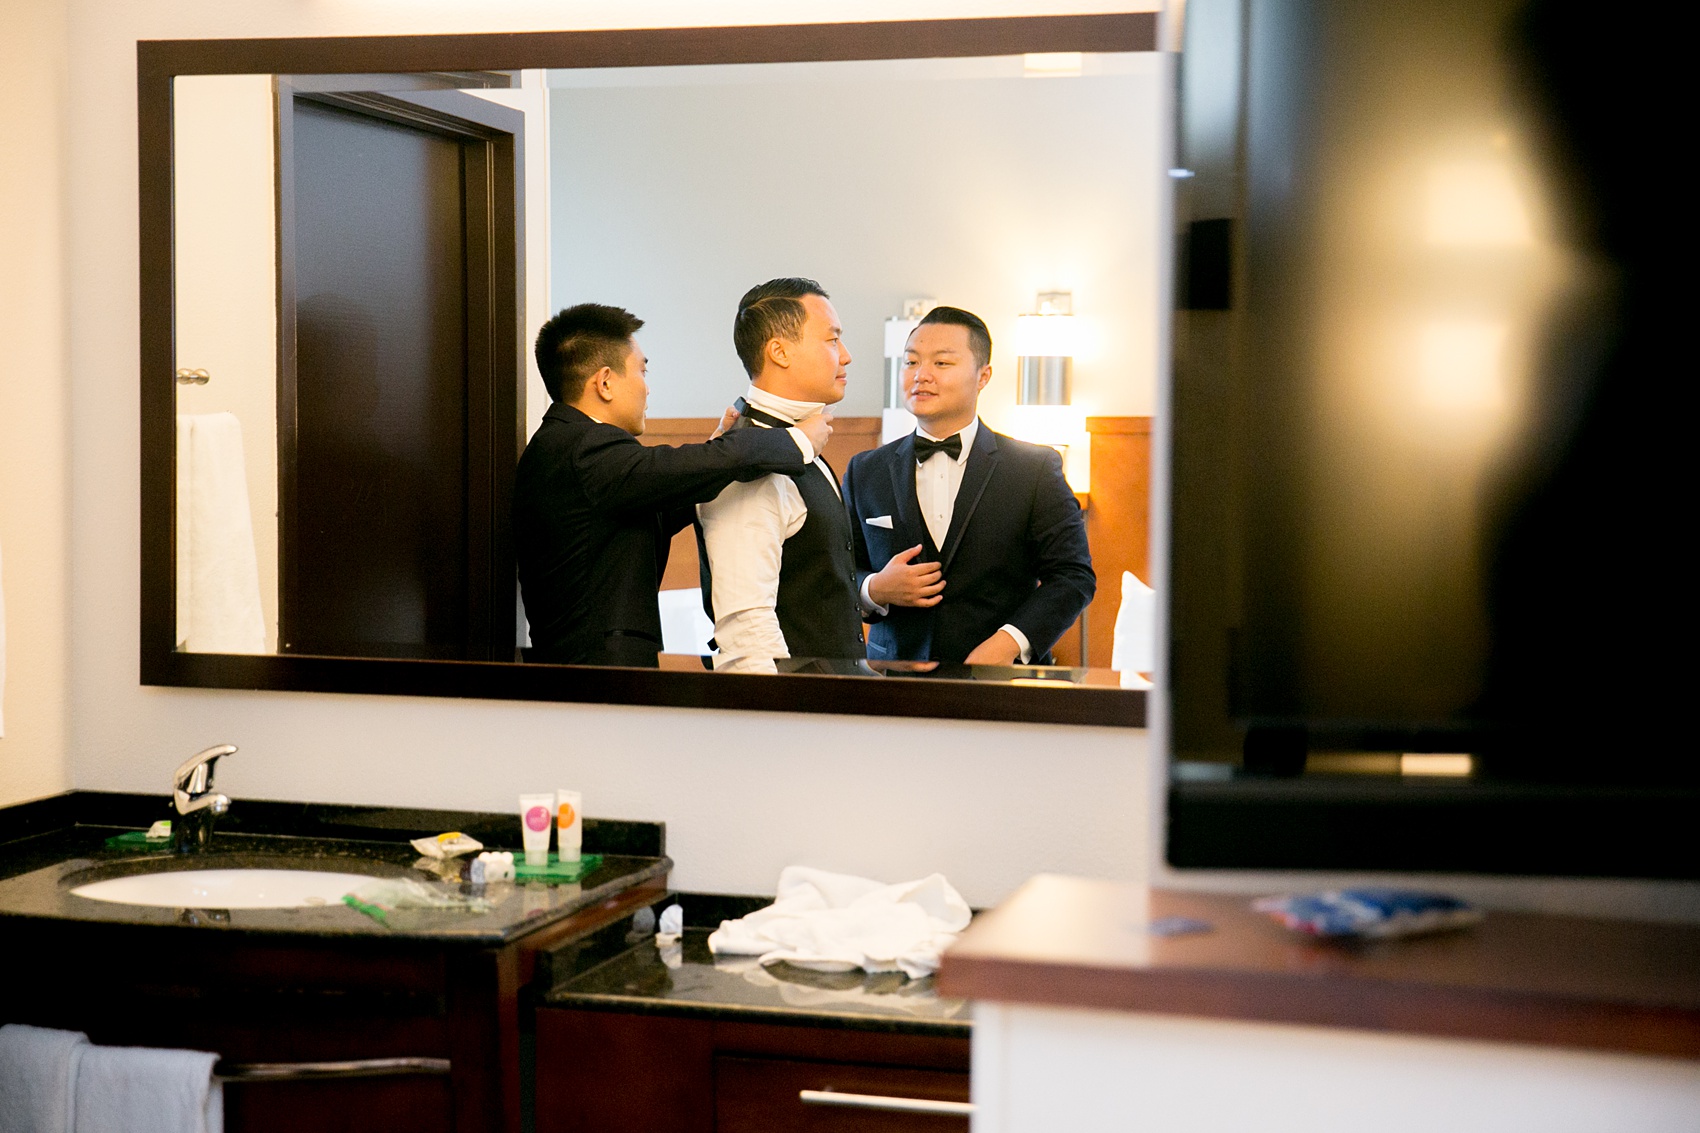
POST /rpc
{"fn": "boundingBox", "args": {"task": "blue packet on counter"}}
[1252,889,1481,939]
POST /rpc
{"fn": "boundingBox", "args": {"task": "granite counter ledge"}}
[541,893,972,1039]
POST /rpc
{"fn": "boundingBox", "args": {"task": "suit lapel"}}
[939,423,999,572]
[887,434,934,557]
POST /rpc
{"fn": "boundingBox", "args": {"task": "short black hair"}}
[913,306,992,371]
[534,303,644,403]
[733,278,828,377]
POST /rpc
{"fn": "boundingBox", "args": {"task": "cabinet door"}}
[715,1055,970,1132]
[224,1077,453,1133]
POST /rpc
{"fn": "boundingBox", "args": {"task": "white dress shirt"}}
[696,385,839,673]
[860,418,1032,663]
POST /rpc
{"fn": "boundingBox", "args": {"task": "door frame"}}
[274,85,524,661]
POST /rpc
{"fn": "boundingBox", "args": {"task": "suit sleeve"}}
[572,424,806,515]
[1003,447,1096,658]
[842,454,886,623]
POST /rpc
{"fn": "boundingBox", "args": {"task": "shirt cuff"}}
[860,575,888,617]
[785,426,815,464]
[1000,624,1032,665]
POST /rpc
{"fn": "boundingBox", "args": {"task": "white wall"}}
[0,0,71,805]
[173,73,280,651]
[468,71,556,441]
[548,56,1163,426]
[972,1004,1700,1132]
[59,0,1157,908]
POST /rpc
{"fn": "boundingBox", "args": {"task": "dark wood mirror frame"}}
[138,13,1155,726]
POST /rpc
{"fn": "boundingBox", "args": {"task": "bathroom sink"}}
[70,868,376,909]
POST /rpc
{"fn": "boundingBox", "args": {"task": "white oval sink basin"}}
[71,868,376,909]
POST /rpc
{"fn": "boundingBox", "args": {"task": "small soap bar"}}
[411,831,484,860]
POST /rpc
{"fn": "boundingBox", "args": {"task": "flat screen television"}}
[1167,0,1695,877]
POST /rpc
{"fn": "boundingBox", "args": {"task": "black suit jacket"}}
[843,423,1095,664]
[513,403,808,666]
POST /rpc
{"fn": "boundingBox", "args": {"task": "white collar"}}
[744,384,824,425]
[916,417,979,464]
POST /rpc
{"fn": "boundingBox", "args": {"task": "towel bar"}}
[215,1057,450,1081]
[799,1089,973,1116]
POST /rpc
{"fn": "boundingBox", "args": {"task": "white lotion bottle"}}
[519,793,554,866]
[555,790,583,863]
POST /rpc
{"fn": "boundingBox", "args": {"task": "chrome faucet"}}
[172,743,236,852]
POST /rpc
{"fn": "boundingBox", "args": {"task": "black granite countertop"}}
[0,791,670,945]
[542,895,971,1038]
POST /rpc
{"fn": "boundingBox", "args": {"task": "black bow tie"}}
[913,433,963,462]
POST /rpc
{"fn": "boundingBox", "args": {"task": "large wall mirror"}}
[140,15,1158,725]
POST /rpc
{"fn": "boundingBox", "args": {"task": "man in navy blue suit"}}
[842,306,1095,665]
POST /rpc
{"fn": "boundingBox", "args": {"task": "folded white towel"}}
[0,1024,87,1133]
[0,1025,222,1133]
[175,413,266,654]
[71,1043,222,1133]
[707,866,972,980]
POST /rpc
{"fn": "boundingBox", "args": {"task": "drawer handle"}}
[800,1089,974,1116]
[216,1057,451,1081]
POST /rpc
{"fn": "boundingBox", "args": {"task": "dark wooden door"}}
[277,88,522,660]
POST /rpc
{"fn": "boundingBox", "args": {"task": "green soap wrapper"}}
[105,831,172,851]
[512,852,602,882]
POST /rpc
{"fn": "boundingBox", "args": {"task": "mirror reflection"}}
[171,54,1161,684]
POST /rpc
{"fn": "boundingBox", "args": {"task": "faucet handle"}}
[173,743,237,801]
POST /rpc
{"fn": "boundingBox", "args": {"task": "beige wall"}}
[29,0,1700,921]
[0,0,71,805]
[60,0,1157,908]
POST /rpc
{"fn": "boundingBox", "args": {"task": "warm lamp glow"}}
[1023,52,1084,78]
[1425,162,1532,246]
[1418,320,1507,413]
[1011,313,1080,357]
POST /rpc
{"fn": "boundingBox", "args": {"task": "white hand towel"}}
[70,1043,222,1133]
[0,1024,88,1133]
[708,866,972,979]
[1110,569,1156,675]
[175,413,265,653]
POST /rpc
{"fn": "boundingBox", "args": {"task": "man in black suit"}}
[513,303,832,667]
[843,306,1094,665]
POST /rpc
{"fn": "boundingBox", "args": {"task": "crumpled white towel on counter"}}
[707,866,972,979]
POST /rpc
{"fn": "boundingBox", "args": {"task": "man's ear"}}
[765,337,790,371]
[976,365,993,393]
[591,366,618,402]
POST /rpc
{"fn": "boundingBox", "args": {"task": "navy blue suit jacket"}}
[842,423,1095,664]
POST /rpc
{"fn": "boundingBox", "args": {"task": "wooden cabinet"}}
[0,879,667,1133]
[536,1009,970,1133]
[716,1055,970,1132]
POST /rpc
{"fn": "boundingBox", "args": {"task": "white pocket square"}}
[866,515,894,529]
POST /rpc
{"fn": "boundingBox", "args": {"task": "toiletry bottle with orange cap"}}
[555,790,582,863]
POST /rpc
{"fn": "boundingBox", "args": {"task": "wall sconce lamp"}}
[1014,291,1077,405]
